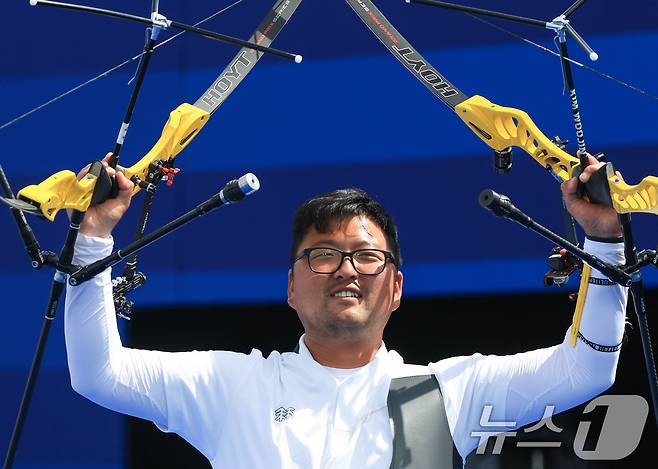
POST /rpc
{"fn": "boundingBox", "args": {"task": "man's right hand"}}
[77,152,134,238]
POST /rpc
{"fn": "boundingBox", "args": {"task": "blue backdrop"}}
[1,0,657,467]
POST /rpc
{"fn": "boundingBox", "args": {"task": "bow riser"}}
[121,103,209,189]
[16,103,209,220]
[455,95,580,181]
[16,169,97,221]
[346,0,658,218]
[456,95,658,215]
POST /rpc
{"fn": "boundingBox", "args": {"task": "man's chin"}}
[325,308,370,331]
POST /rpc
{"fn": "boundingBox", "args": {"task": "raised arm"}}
[432,155,628,458]
[64,155,259,459]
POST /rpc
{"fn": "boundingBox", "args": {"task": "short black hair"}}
[290,188,401,267]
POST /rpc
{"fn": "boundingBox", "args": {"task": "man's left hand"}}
[561,153,623,239]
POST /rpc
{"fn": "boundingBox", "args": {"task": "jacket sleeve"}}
[431,239,628,459]
[64,235,263,460]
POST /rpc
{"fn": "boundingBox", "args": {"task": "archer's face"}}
[287,215,403,342]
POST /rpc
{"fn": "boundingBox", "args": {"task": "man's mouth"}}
[330,290,362,298]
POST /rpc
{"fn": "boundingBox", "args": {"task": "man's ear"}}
[287,268,295,309]
[392,270,403,312]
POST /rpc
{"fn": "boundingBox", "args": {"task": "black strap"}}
[586,235,624,244]
[577,331,623,352]
[388,375,462,469]
[588,276,616,286]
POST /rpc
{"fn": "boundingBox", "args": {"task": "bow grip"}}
[89,160,119,205]
[572,162,614,208]
[573,162,658,215]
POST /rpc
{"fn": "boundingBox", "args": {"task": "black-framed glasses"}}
[293,247,397,275]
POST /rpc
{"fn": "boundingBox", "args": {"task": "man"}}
[65,153,627,468]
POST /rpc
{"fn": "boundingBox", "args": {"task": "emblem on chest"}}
[274,406,296,422]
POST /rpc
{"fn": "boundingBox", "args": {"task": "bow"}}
[7,0,303,221]
[345,0,658,217]
[346,0,658,430]
[0,3,303,467]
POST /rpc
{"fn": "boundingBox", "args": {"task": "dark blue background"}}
[1,0,657,467]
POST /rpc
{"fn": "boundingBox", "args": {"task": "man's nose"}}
[334,254,358,278]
